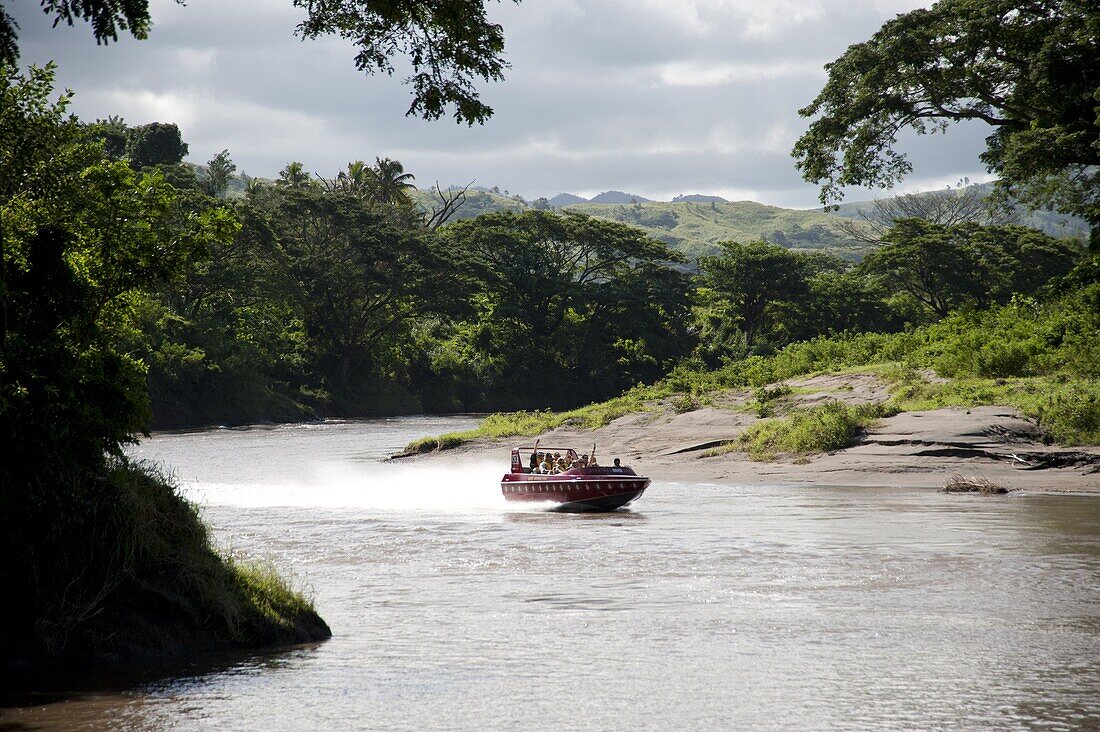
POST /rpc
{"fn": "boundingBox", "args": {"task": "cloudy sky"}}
[11,0,995,207]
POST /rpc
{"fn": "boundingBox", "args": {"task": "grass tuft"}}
[708,401,891,461]
[227,558,317,632]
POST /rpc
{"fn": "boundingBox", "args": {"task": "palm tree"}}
[278,161,311,189]
[368,157,416,206]
[337,160,372,196]
[244,177,266,197]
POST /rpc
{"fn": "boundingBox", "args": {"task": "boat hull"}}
[500,475,650,512]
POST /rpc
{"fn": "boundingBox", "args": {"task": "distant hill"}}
[549,192,588,207]
[588,190,653,204]
[563,200,873,260]
[409,187,526,221]
[195,170,1091,263]
[410,189,873,260]
[672,194,729,203]
[825,182,1090,240]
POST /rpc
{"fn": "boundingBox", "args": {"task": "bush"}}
[735,401,890,460]
[670,393,701,413]
[1038,383,1100,444]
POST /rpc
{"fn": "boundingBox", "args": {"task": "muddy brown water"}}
[3,416,1099,730]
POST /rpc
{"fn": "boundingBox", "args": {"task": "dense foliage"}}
[419,262,1100,453]
[133,181,694,423]
[440,210,691,408]
[0,65,326,667]
[76,105,1080,428]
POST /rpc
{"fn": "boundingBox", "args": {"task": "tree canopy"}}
[1,0,515,124]
[792,0,1100,240]
[859,218,1081,318]
[443,210,690,406]
[125,121,188,168]
[295,0,515,124]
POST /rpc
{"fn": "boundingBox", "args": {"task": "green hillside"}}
[407,193,872,261]
[410,187,527,220]
[562,200,873,260]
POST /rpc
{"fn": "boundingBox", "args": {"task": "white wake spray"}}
[178,458,512,513]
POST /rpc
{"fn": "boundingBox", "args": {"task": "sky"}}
[10,0,997,208]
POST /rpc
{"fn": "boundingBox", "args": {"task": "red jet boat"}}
[500,446,650,511]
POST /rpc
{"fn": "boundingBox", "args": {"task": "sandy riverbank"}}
[398,374,1100,494]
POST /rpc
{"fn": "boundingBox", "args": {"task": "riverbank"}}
[397,373,1100,494]
[1,460,331,671]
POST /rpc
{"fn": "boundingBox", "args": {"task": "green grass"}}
[113,460,328,649]
[709,401,893,461]
[888,374,1100,444]
[228,559,318,634]
[404,394,650,453]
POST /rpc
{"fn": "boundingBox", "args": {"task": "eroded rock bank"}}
[400,373,1100,493]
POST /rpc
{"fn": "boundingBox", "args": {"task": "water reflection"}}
[1,643,324,729]
[503,509,648,524]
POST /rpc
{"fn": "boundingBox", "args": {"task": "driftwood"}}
[940,473,1009,494]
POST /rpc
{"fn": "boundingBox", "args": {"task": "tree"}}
[444,210,689,405]
[839,185,1019,244]
[1,64,331,662]
[699,241,809,348]
[277,161,313,189]
[200,149,236,198]
[792,0,1100,243]
[859,218,1081,319]
[89,114,128,159]
[1,1,167,63]
[325,159,372,196]
[2,0,515,125]
[126,122,188,168]
[368,157,416,206]
[239,188,459,397]
[449,210,680,338]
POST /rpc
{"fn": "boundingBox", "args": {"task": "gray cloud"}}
[9,0,994,207]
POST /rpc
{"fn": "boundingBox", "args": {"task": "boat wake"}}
[178,459,513,513]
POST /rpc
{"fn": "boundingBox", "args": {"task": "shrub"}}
[737,401,890,460]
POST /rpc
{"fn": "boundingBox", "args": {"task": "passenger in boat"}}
[613,458,621,467]
[580,453,589,467]
[538,455,552,474]
[529,449,539,472]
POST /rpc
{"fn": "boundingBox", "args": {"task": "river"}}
[3,416,1099,730]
